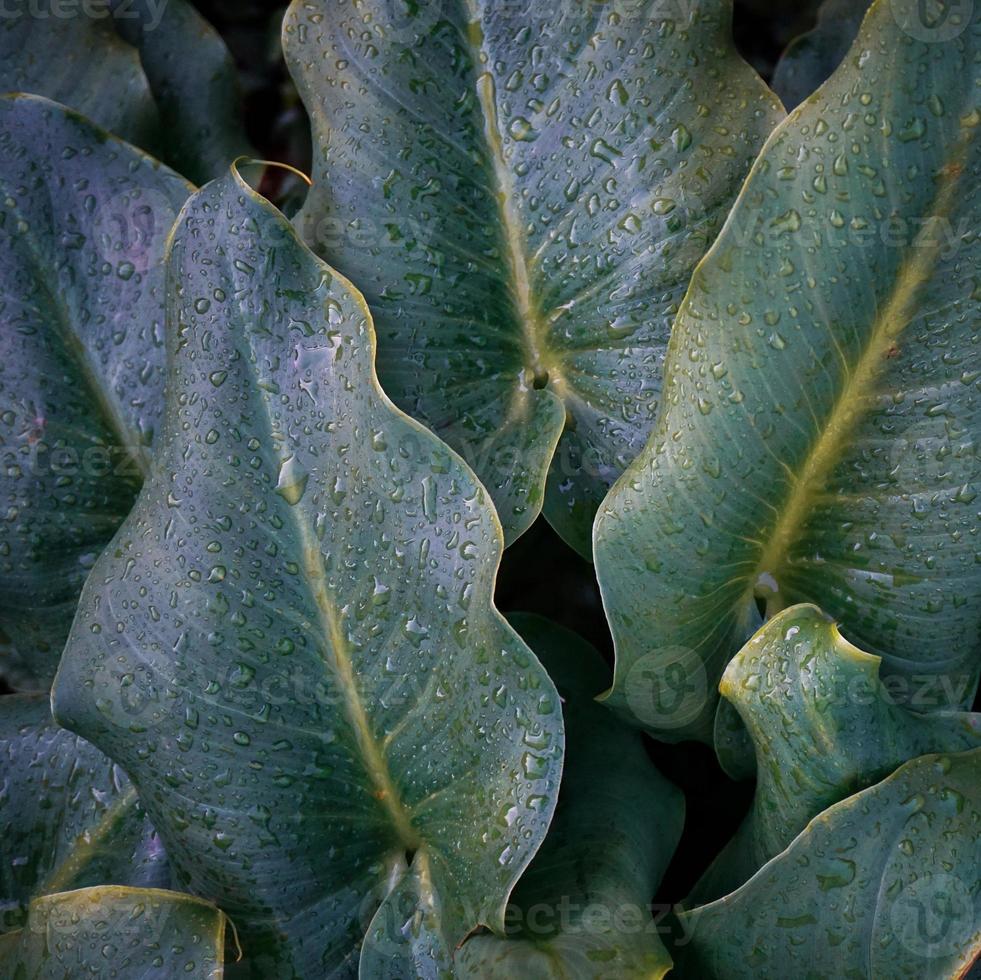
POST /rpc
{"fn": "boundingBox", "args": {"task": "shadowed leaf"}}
[771,0,872,110]
[0,0,251,183]
[457,614,683,979]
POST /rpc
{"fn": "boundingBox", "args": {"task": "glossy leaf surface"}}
[284,0,782,554]
[0,0,250,184]
[771,0,871,110]
[0,886,227,979]
[0,695,168,935]
[51,167,564,978]
[457,614,683,979]
[690,604,981,904]
[677,749,981,979]
[0,94,191,688]
[595,0,981,741]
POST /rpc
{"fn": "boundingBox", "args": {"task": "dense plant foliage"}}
[0,0,977,977]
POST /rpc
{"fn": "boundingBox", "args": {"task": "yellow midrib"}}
[236,274,421,853]
[39,785,139,895]
[750,133,971,597]
[465,5,552,388]
[296,520,421,851]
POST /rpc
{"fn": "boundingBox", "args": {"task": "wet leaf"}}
[0,94,191,688]
[51,165,564,977]
[0,886,227,979]
[771,0,872,110]
[0,695,168,936]
[283,0,783,555]
[595,0,981,742]
[0,0,251,183]
[457,614,683,979]
[690,604,981,905]
[677,749,981,979]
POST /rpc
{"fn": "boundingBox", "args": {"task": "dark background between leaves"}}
[0,0,902,915]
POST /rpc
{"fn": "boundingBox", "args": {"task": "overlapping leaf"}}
[771,0,871,110]
[0,94,191,688]
[457,614,683,979]
[0,886,228,979]
[51,166,564,977]
[0,0,250,184]
[283,0,783,554]
[690,604,981,904]
[595,0,981,742]
[0,695,168,935]
[676,749,981,979]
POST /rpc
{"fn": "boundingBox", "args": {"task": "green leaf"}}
[676,749,981,979]
[771,0,871,110]
[50,165,564,977]
[0,0,251,184]
[0,886,228,979]
[283,0,783,555]
[109,0,255,185]
[456,614,683,980]
[689,604,981,905]
[0,694,168,935]
[594,0,981,742]
[0,94,192,688]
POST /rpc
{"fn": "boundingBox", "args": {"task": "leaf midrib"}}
[233,260,420,855]
[1,191,150,482]
[749,126,973,607]
[37,784,139,896]
[463,4,564,401]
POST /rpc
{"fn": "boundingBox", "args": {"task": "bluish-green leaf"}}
[0,886,228,979]
[594,0,981,742]
[457,614,683,979]
[51,165,564,978]
[0,695,168,935]
[0,0,251,183]
[283,0,783,555]
[771,0,871,110]
[690,604,981,905]
[0,94,191,688]
[676,749,981,979]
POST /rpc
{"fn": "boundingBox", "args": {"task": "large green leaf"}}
[689,604,981,905]
[594,0,981,742]
[283,0,783,555]
[457,614,683,979]
[0,94,191,688]
[770,0,871,110]
[0,0,251,184]
[0,886,228,979]
[51,165,564,978]
[0,694,169,935]
[676,748,981,979]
